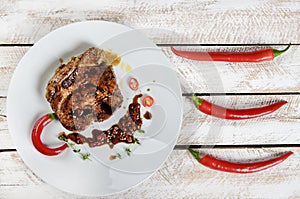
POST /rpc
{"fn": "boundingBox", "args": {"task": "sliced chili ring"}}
[142,96,154,107]
[129,77,139,91]
[31,113,68,156]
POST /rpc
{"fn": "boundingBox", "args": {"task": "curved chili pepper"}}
[188,148,293,174]
[171,44,290,62]
[192,94,287,120]
[32,113,68,156]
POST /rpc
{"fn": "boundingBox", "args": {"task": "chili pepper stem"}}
[188,148,203,161]
[273,43,291,58]
[48,113,57,120]
[192,94,202,108]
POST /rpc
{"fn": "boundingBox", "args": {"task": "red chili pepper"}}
[171,44,290,62]
[142,95,154,107]
[32,113,68,156]
[192,95,287,120]
[129,77,139,91]
[188,148,293,174]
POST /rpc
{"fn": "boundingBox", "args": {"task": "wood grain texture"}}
[2,0,300,198]
[1,46,300,147]
[0,47,29,96]
[1,46,300,96]
[1,94,300,149]
[180,95,300,145]
[0,0,299,44]
[1,149,299,198]
[163,46,300,93]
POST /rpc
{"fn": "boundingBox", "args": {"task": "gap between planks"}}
[2,145,300,153]
[1,43,300,47]
[1,92,300,100]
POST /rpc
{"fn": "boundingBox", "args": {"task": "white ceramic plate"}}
[7,21,182,196]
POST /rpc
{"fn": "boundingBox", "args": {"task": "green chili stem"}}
[48,113,57,120]
[192,94,203,108]
[188,148,204,161]
[273,43,291,58]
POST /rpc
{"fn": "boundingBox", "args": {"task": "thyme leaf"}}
[125,148,131,156]
[58,133,91,161]
[116,153,122,159]
[134,138,141,145]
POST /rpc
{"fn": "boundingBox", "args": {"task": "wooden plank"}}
[1,148,300,198]
[0,119,12,149]
[0,0,299,44]
[0,47,29,96]
[179,95,300,145]
[163,45,300,93]
[1,46,300,96]
[3,92,300,117]
[2,94,300,149]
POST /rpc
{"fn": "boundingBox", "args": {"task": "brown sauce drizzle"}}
[143,111,152,120]
[62,94,143,148]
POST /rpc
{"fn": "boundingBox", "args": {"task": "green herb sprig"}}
[58,133,91,161]
[111,130,145,160]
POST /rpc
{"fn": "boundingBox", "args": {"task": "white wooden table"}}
[1,1,300,198]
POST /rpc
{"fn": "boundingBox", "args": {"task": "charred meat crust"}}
[45,47,123,131]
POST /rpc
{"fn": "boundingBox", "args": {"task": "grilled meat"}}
[46,47,123,131]
[60,94,143,149]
